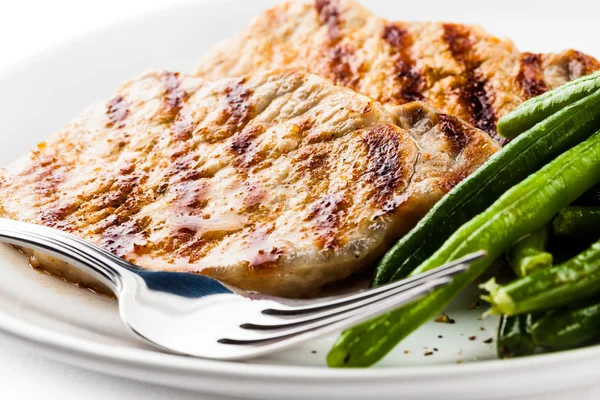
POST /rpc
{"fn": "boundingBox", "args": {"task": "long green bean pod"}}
[483,239,600,316]
[498,71,600,139]
[553,206,600,239]
[500,227,551,357]
[507,227,552,277]
[328,130,600,368]
[374,89,600,285]
[532,301,600,350]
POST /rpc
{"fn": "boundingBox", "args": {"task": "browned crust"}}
[382,23,424,103]
[316,0,341,40]
[566,50,600,80]
[361,124,411,212]
[195,0,600,143]
[161,71,189,121]
[442,23,497,140]
[438,114,468,154]
[223,78,254,129]
[517,53,548,99]
[106,95,129,128]
[0,69,499,297]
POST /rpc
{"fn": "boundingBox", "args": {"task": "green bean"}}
[507,227,552,277]
[532,300,600,350]
[553,206,600,239]
[497,314,536,358]
[483,239,600,316]
[501,229,551,357]
[374,88,600,285]
[498,71,600,139]
[500,228,551,357]
[328,130,600,368]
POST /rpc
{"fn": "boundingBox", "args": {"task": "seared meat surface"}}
[196,0,600,143]
[0,69,497,297]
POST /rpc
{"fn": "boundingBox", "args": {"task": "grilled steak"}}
[196,0,600,143]
[0,69,498,297]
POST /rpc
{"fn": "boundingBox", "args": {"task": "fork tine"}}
[241,262,469,331]
[218,275,454,344]
[217,261,469,344]
[262,250,486,316]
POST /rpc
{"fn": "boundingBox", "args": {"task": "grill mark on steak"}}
[231,125,260,155]
[166,152,205,182]
[305,192,349,250]
[169,180,210,211]
[77,160,151,238]
[517,53,548,99]
[438,114,468,154]
[315,0,341,40]
[230,125,267,168]
[170,228,207,262]
[292,147,329,185]
[106,96,129,128]
[100,216,151,257]
[361,124,409,212]
[382,23,424,103]
[315,1,359,89]
[223,79,254,129]
[160,72,195,141]
[161,72,189,122]
[327,44,358,88]
[30,155,64,196]
[40,202,79,225]
[292,147,339,244]
[97,175,142,210]
[442,24,498,140]
[171,115,194,142]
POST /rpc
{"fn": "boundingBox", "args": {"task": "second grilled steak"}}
[196,0,600,143]
[0,69,498,297]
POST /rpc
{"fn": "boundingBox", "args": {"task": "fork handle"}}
[0,218,127,293]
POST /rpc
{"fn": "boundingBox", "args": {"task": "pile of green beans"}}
[328,71,600,368]
[328,131,600,367]
[489,206,600,354]
[483,240,600,316]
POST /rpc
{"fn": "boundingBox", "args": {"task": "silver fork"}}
[0,218,485,360]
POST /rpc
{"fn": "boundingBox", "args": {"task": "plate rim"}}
[2,307,600,399]
[2,288,600,379]
[1,0,600,396]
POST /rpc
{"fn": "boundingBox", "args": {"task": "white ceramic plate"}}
[1,1,599,398]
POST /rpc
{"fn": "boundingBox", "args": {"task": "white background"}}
[0,0,599,399]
